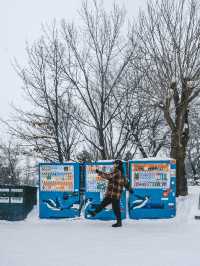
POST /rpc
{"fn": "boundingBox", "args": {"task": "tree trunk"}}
[170,131,188,196]
[55,136,63,163]
[98,130,107,160]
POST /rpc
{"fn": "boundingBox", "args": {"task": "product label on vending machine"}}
[40,164,74,192]
[86,164,113,193]
[0,188,10,203]
[11,197,23,203]
[0,197,9,203]
[131,163,170,189]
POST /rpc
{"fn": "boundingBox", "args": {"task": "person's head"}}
[114,159,123,172]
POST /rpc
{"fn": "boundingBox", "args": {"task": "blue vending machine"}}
[128,159,176,219]
[84,161,127,220]
[39,162,80,218]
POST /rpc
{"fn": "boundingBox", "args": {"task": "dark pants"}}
[94,197,121,222]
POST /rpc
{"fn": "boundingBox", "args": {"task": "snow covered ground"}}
[1,186,200,266]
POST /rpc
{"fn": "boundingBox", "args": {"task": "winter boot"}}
[112,221,122,227]
[87,210,96,217]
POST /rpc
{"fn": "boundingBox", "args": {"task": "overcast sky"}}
[0,0,146,134]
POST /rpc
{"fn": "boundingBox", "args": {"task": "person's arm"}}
[96,169,114,180]
[124,177,133,193]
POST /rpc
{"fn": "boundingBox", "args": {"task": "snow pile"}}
[0,187,200,266]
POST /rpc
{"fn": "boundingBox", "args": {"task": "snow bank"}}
[0,187,200,266]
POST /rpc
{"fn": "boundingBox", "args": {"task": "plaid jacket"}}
[98,169,132,199]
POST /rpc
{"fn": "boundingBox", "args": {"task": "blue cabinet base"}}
[129,209,176,219]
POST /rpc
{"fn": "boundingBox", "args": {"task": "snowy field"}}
[1,187,200,266]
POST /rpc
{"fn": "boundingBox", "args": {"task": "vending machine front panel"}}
[128,159,176,219]
[39,162,80,218]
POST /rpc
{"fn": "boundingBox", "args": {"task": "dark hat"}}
[114,159,123,171]
[114,159,123,166]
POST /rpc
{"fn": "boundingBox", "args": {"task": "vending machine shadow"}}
[84,161,127,220]
[39,162,81,219]
[128,159,176,219]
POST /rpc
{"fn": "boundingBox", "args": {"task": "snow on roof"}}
[130,157,174,161]
[93,159,126,162]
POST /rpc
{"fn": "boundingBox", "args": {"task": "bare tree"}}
[117,67,170,159]
[0,141,21,185]
[186,103,200,184]
[8,23,80,162]
[134,0,200,195]
[61,0,135,159]
[131,107,170,158]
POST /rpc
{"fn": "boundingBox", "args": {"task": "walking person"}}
[88,160,133,227]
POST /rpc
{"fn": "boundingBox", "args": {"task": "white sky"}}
[0,0,146,134]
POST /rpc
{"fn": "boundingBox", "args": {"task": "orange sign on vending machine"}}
[132,163,170,189]
[86,164,113,192]
[40,164,74,192]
